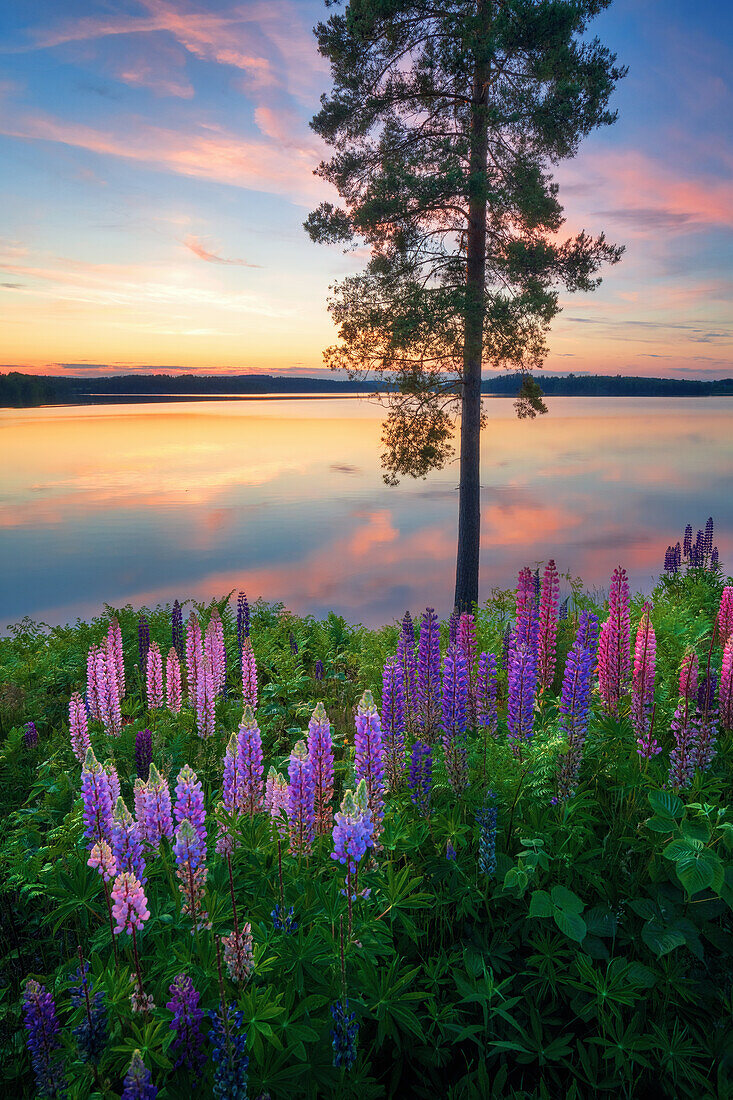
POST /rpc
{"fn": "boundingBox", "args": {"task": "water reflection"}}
[1,397,731,626]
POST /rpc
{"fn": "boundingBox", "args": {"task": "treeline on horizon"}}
[1,369,733,408]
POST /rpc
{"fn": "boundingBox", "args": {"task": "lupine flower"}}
[476,653,498,737]
[537,560,560,690]
[288,740,316,855]
[87,645,102,722]
[69,692,90,763]
[506,641,539,757]
[94,645,121,736]
[669,651,701,790]
[81,748,113,847]
[172,600,185,664]
[166,649,182,713]
[174,765,207,843]
[271,905,298,934]
[137,615,150,671]
[238,706,264,816]
[598,567,631,714]
[167,974,205,1080]
[330,1000,359,1070]
[133,779,150,845]
[263,766,278,813]
[22,979,67,1099]
[104,758,121,804]
[515,567,537,648]
[195,656,216,739]
[633,604,659,759]
[695,671,718,771]
[476,793,498,876]
[222,924,254,984]
[121,1050,157,1100]
[241,637,258,712]
[236,591,250,653]
[111,873,150,935]
[289,631,298,655]
[448,609,459,646]
[88,839,117,882]
[397,611,417,728]
[269,773,289,839]
[381,658,406,790]
[446,840,457,861]
[135,728,152,781]
[717,587,733,646]
[314,658,325,681]
[556,611,599,801]
[331,787,374,874]
[143,765,174,851]
[683,523,693,559]
[417,607,442,740]
[354,690,386,835]
[408,741,432,815]
[458,612,477,721]
[720,636,733,731]
[559,597,569,621]
[704,516,714,555]
[208,609,227,695]
[106,618,125,701]
[25,720,38,748]
[208,1004,249,1100]
[174,819,210,929]
[112,797,147,883]
[70,961,107,1064]
[501,624,513,667]
[216,735,243,855]
[185,612,202,703]
[442,646,470,791]
[307,702,334,833]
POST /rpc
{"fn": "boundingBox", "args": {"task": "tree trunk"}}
[454,0,491,613]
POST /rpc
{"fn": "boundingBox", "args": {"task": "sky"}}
[0,0,731,380]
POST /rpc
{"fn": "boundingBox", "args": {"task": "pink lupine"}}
[241,637,258,712]
[307,702,334,833]
[537,559,560,690]
[598,567,631,714]
[264,766,278,813]
[185,612,202,703]
[133,778,149,844]
[669,650,701,790]
[96,646,121,736]
[515,567,536,648]
[87,645,102,722]
[88,840,118,883]
[720,636,733,731]
[146,643,164,709]
[717,586,733,646]
[104,759,121,804]
[237,707,264,816]
[69,691,90,763]
[269,772,289,838]
[195,657,216,739]
[111,872,150,935]
[107,617,125,699]
[166,648,182,713]
[204,617,225,696]
[633,604,659,759]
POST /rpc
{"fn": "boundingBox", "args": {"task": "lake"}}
[1,396,732,628]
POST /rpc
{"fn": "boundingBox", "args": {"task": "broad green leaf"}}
[529,889,552,918]
[553,909,587,943]
[648,790,684,820]
[641,920,685,957]
[663,838,702,860]
[551,885,584,914]
[675,853,715,896]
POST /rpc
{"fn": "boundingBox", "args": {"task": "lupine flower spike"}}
[238,706,264,816]
[476,652,498,779]
[442,646,470,792]
[71,954,107,1064]
[143,765,174,852]
[112,797,147,883]
[69,692,90,763]
[556,611,599,801]
[237,590,250,652]
[669,650,700,790]
[146,643,163,708]
[135,728,152,781]
[174,819,210,930]
[22,979,67,1099]
[222,922,255,984]
[695,671,718,771]
[185,612,202,703]
[288,740,316,855]
[381,658,406,790]
[458,612,477,721]
[354,690,386,836]
[165,649,182,713]
[137,615,150,671]
[167,974,205,1081]
[81,748,113,848]
[720,636,733,731]
[476,792,498,877]
[396,611,417,729]
[195,656,216,739]
[408,741,432,815]
[506,636,539,760]
[174,765,207,844]
[307,702,334,833]
[717,586,733,646]
[417,607,442,741]
[172,600,185,664]
[121,1050,157,1100]
[241,637,258,711]
[25,720,38,748]
[598,567,631,713]
[633,604,660,760]
[537,560,560,690]
[108,617,125,699]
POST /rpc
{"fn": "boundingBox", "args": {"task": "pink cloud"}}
[183,235,261,267]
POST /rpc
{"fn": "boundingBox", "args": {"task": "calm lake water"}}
[2,396,732,628]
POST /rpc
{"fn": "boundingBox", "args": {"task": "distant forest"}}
[1,370,732,408]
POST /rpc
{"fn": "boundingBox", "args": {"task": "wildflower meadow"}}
[0,522,731,1098]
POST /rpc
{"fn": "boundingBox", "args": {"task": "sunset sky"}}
[1,0,731,379]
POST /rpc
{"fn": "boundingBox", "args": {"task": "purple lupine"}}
[441,646,469,792]
[331,784,374,874]
[215,734,243,855]
[314,659,325,682]
[87,645,102,722]
[133,779,149,845]
[458,612,477,722]
[268,772,289,839]
[537,560,560,690]
[108,617,125,700]
[408,741,432,814]
[289,630,298,655]
[112,797,147,884]
[598,566,631,714]
[448,609,459,647]
[81,748,114,848]
[506,642,539,759]
[515,567,537,648]
[222,923,254,984]
[22,979,67,1099]
[166,649,182,714]
[135,728,152,781]
[238,706,264,816]
[241,637,258,712]
[69,692,90,763]
[501,624,512,668]
[167,974,205,1080]
[381,658,406,790]
[354,690,386,836]
[185,612,202,704]
[633,604,659,759]
[476,653,498,738]
[683,523,693,560]
[143,765,174,851]
[720,636,733,731]
[96,645,122,736]
[695,671,718,771]
[173,820,210,929]
[70,959,107,1064]
[556,610,599,801]
[287,740,316,855]
[137,615,150,671]
[307,702,334,833]
[174,765,207,844]
[195,656,216,739]
[25,721,38,748]
[717,587,733,647]
[208,609,227,695]
[172,601,185,665]
[121,1050,157,1100]
[397,611,417,729]
[104,759,121,804]
[669,651,701,790]
[236,590,250,654]
[417,607,442,741]
[704,516,714,556]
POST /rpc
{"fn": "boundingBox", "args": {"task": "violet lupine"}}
[537,560,560,690]
[135,728,152,781]
[174,765,207,844]
[22,979,67,1099]
[717,586,733,646]
[408,741,433,815]
[669,650,701,790]
[633,604,660,760]
[598,567,631,714]
[695,671,718,771]
[397,611,417,729]
[458,612,478,722]
[87,840,118,883]
[476,653,498,738]
[25,721,38,748]
[683,523,693,559]
[441,646,470,792]
[195,656,216,739]
[165,649,182,713]
[174,819,210,929]
[172,600,185,665]
[112,797,147,883]
[236,590,250,654]
[69,692,90,763]
[269,772,289,839]
[133,779,149,845]
[314,658,325,681]
[104,759,121,804]
[720,636,733,731]
[381,658,406,790]
[238,706,264,816]
[417,607,442,741]
[143,765,174,851]
[95,645,122,737]
[448,609,459,646]
[241,637,258,711]
[556,610,599,802]
[167,974,205,1080]
[146,643,163,709]
[331,785,374,874]
[515,567,537,648]
[222,923,254,984]
[288,740,316,855]
[185,612,202,703]
[216,734,244,854]
[121,1050,157,1100]
[354,690,386,836]
[111,872,150,935]
[70,960,107,1064]
[307,702,334,833]
[137,615,150,671]
[81,748,114,848]
[87,645,102,722]
[108,617,125,699]
[506,641,539,759]
[263,766,278,813]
